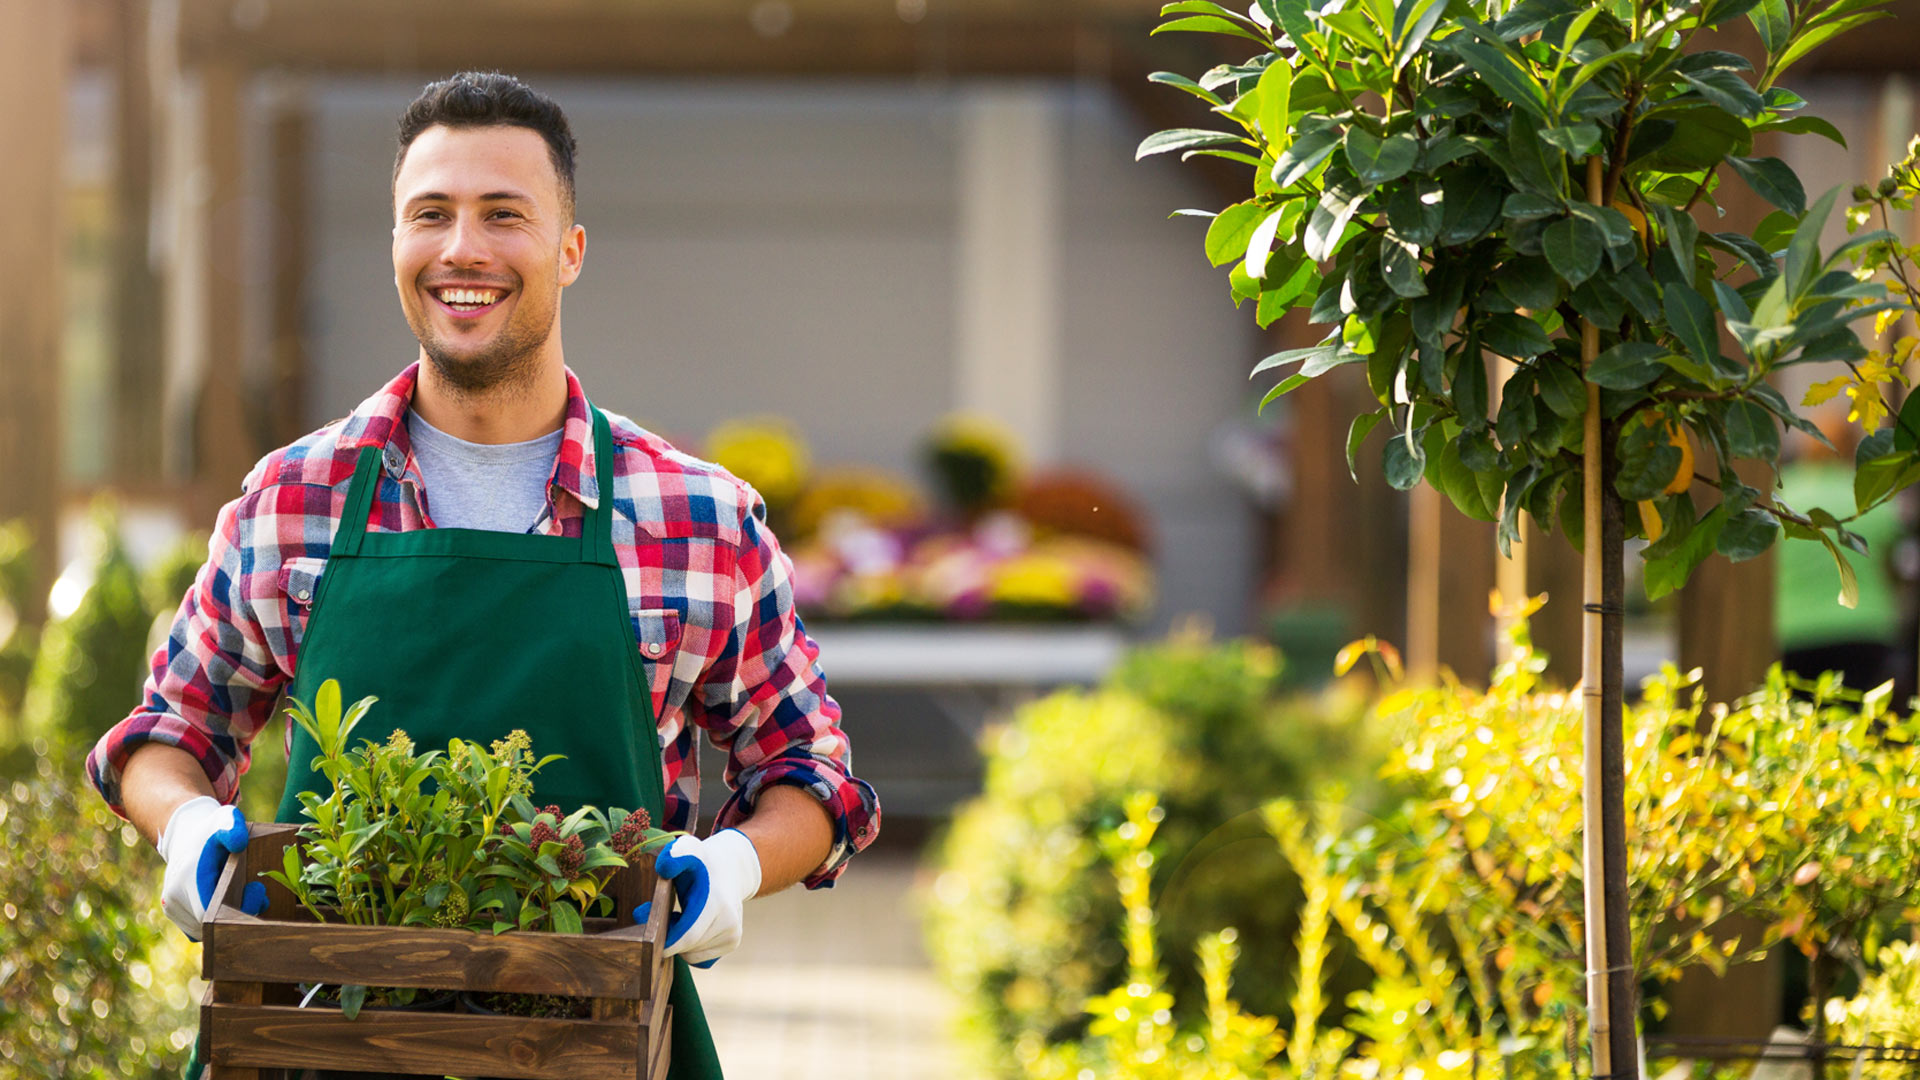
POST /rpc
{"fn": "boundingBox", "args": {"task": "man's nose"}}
[438,213,492,266]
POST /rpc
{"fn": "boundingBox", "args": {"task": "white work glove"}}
[633,828,762,968]
[157,795,266,941]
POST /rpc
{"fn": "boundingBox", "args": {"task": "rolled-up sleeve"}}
[85,491,289,817]
[700,501,880,888]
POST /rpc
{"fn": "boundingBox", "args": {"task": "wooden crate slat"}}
[207,1003,648,1080]
[207,824,672,1078]
[647,1007,672,1080]
[207,920,654,997]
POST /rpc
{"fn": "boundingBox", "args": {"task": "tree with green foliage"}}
[1138,0,1899,1071]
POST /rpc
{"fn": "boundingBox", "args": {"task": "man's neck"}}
[410,354,569,444]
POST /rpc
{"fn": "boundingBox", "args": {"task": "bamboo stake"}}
[1578,151,1615,1080]
[1579,152,1638,1080]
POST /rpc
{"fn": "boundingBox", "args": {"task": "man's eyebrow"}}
[400,190,536,207]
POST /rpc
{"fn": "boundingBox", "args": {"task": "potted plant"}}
[198,681,680,1080]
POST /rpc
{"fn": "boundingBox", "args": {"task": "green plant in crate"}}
[266,680,678,1015]
[1142,0,1901,599]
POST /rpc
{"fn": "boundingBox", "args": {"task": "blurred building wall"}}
[298,77,1262,633]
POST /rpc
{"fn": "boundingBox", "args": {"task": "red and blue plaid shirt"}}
[87,363,879,888]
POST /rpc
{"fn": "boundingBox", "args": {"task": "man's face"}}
[391,124,584,392]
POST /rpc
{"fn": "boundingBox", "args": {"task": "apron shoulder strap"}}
[584,407,618,567]
[334,446,385,557]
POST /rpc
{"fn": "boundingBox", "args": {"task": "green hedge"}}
[0,741,198,1077]
[22,510,150,747]
[922,633,1383,1074]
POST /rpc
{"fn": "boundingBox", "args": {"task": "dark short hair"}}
[393,71,578,219]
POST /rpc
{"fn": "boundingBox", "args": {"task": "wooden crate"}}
[200,823,673,1080]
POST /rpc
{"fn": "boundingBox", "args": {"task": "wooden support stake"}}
[0,0,69,626]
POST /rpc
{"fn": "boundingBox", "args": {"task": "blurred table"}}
[806,623,1129,687]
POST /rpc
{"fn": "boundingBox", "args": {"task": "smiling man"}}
[87,72,879,1080]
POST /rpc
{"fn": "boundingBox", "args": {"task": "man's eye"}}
[415,210,447,221]
[490,209,522,220]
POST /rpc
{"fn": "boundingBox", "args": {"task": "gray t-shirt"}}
[404,409,564,534]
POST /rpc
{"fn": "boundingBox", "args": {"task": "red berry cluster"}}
[609,810,651,857]
[529,819,560,848]
[558,835,586,877]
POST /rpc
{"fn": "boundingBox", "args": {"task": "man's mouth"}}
[430,286,508,315]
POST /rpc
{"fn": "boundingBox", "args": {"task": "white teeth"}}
[436,288,499,306]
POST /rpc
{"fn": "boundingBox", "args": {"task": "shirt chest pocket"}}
[277,557,327,648]
[629,605,684,722]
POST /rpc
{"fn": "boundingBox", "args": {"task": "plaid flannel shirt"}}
[86,363,879,887]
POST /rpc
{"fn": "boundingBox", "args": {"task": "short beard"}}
[415,311,551,402]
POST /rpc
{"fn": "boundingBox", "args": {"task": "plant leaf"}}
[1151,14,1273,42]
[1449,36,1548,119]
[1724,156,1806,217]
[1345,127,1419,186]
[1137,128,1246,160]
[1543,216,1603,286]
[1663,284,1719,370]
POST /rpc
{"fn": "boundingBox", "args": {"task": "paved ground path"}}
[688,847,974,1079]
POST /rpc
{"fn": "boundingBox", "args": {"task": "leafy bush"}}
[922,631,1382,1075]
[1825,940,1920,1078]
[22,508,151,748]
[1002,621,1920,1075]
[1360,630,1920,1026]
[0,521,38,731]
[0,741,198,1078]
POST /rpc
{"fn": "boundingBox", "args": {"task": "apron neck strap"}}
[333,416,617,564]
[335,446,384,556]
[582,406,618,567]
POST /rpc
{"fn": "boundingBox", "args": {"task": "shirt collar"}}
[340,362,602,509]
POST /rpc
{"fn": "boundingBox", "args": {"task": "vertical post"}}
[111,0,166,488]
[192,61,256,522]
[1676,129,1781,704]
[0,0,69,626]
[1580,152,1638,1080]
[1407,483,1496,682]
[954,86,1062,463]
[266,94,311,449]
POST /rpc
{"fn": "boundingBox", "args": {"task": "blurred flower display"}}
[742,415,1154,623]
[704,417,811,511]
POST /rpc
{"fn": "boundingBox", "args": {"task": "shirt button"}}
[644,642,664,657]
[296,589,311,602]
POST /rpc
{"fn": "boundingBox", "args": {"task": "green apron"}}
[266,405,721,1079]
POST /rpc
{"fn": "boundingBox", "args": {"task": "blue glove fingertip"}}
[241,882,268,916]
[194,841,228,909]
[633,901,653,926]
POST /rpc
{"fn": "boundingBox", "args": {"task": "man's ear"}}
[558,222,586,288]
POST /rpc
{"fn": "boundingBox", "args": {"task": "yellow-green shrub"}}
[923,632,1383,1076]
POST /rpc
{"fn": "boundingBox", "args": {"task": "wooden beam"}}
[174,0,1179,77]
[111,0,166,487]
[191,61,258,523]
[1408,485,1497,683]
[266,97,311,450]
[1676,127,1781,706]
[0,0,70,626]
